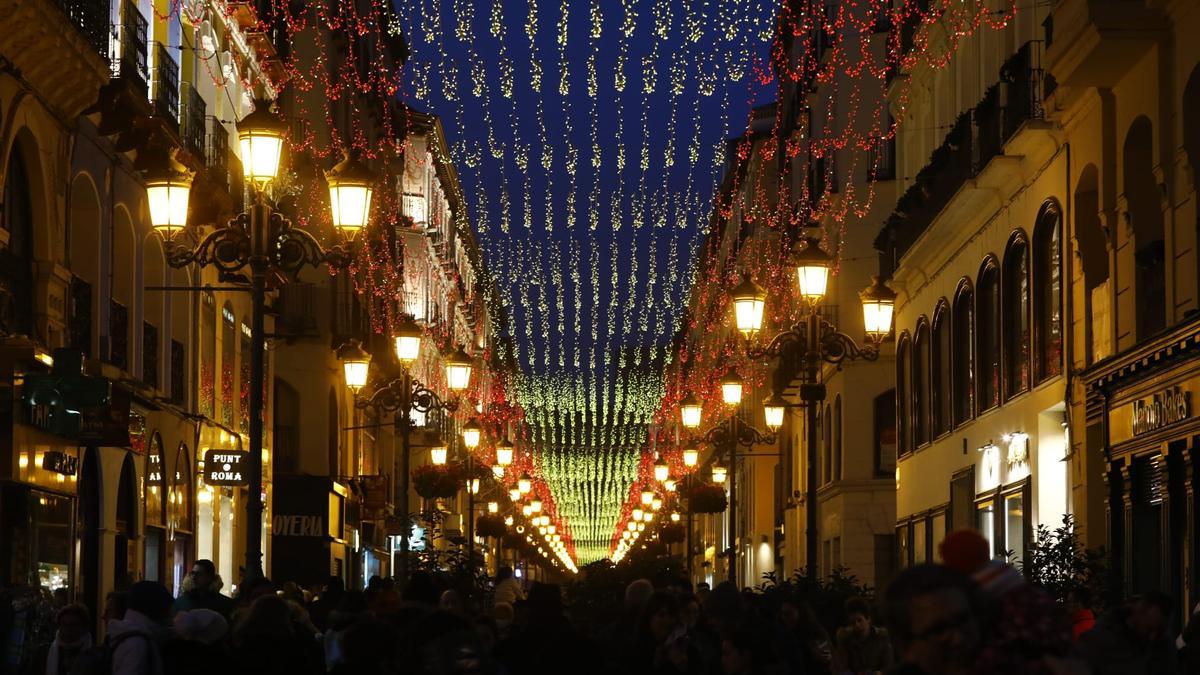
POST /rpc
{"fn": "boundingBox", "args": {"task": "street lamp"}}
[518,472,533,495]
[734,224,892,574]
[530,498,543,514]
[712,465,727,483]
[720,370,743,406]
[394,314,423,364]
[763,394,787,432]
[508,488,521,502]
[731,274,766,337]
[641,489,655,506]
[337,340,371,393]
[495,438,514,467]
[462,420,482,450]
[430,443,448,466]
[680,394,702,429]
[445,346,474,392]
[326,151,375,236]
[682,446,699,468]
[654,456,670,482]
[146,100,370,585]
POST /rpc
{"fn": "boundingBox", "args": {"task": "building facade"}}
[877,4,1071,569]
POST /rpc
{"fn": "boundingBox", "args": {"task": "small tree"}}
[1019,514,1110,609]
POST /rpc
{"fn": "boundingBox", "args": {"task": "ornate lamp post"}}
[338,319,473,586]
[730,226,895,573]
[144,101,371,584]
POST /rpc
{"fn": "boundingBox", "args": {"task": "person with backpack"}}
[107,581,172,675]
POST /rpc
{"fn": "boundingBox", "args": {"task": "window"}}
[913,321,931,446]
[913,519,928,563]
[833,395,842,481]
[200,293,216,418]
[1034,204,1063,382]
[874,389,897,476]
[1004,491,1026,564]
[977,500,997,555]
[952,283,974,425]
[897,335,912,454]
[931,303,951,436]
[897,522,911,568]
[1003,234,1030,398]
[949,468,975,531]
[823,403,832,484]
[976,262,1001,412]
[1,146,35,336]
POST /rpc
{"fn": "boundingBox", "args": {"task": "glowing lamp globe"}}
[237,101,286,184]
[641,489,655,506]
[530,499,543,514]
[337,340,371,392]
[654,457,670,482]
[326,151,375,236]
[683,447,699,468]
[518,473,533,495]
[731,274,766,337]
[720,370,744,406]
[793,231,834,304]
[523,505,533,517]
[495,439,514,466]
[664,479,677,492]
[670,511,681,523]
[394,315,423,364]
[508,488,521,502]
[860,275,898,340]
[712,465,728,484]
[679,394,703,429]
[430,444,448,466]
[492,465,505,479]
[632,509,643,522]
[462,420,482,449]
[487,501,499,514]
[144,161,192,239]
[644,511,654,522]
[445,346,474,392]
[651,497,662,511]
[627,521,637,532]
[763,394,787,431]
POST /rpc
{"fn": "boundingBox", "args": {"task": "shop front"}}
[271,476,349,587]
[1086,319,1200,613]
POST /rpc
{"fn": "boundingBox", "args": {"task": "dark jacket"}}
[834,625,894,673]
[171,591,235,620]
[1076,608,1180,675]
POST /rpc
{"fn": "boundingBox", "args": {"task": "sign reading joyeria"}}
[203,449,247,486]
[1132,386,1191,436]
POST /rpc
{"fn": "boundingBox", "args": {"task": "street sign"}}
[203,449,247,485]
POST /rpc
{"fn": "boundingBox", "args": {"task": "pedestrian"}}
[22,604,90,675]
[161,609,230,675]
[1065,588,1096,641]
[494,582,601,675]
[776,595,832,675]
[492,568,524,608]
[620,591,702,675]
[306,577,344,634]
[1077,592,1180,675]
[171,560,234,619]
[832,597,892,674]
[107,580,173,675]
[883,564,980,675]
[228,594,324,675]
[721,628,778,675]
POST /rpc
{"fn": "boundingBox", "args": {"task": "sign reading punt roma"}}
[203,449,247,486]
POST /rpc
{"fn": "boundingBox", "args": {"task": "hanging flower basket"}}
[659,522,686,544]
[412,464,460,499]
[689,484,728,514]
[476,514,507,539]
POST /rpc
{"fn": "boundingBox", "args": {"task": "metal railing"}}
[109,2,148,92]
[206,116,229,189]
[180,83,207,160]
[151,42,179,123]
[55,0,110,62]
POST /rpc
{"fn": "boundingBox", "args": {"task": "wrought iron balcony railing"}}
[180,82,207,160]
[207,116,229,189]
[109,2,148,92]
[55,0,110,62]
[151,42,179,123]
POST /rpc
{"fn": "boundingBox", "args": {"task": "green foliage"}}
[1019,514,1111,608]
[758,566,875,634]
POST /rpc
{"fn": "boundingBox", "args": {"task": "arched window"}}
[897,334,912,455]
[931,301,951,437]
[953,282,975,426]
[1034,203,1063,382]
[913,320,931,446]
[1124,117,1166,339]
[170,443,192,532]
[1,145,35,335]
[1003,233,1030,398]
[221,303,236,427]
[833,395,842,481]
[1074,165,1109,365]
[977,260,1001,412]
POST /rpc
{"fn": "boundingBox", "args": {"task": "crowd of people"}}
[4,530,1200,674]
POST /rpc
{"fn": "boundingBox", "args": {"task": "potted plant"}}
[688,484,728,514]
[412,464,460,499]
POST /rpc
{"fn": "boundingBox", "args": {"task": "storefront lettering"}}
[271,515,325,537]
[1132,386,1191,436]
[203,449,247,486]
[41,451,78,476]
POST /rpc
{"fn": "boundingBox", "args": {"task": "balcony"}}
[180,82,207,161]
[109,2,148,95]
[207,116,230,190]
[55,0,109,61]
[0,0,110,116]
[150,42,179,124]
[877,42,1051,264]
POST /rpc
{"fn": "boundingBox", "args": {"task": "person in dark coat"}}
[1077,592,1180,675]
[834,597,893,674]
[228,594,323,675]
[494,582,602,675]
[22,604,90,675]
[171,560,234,619]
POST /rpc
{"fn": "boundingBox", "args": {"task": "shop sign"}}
[271,514,325,537]
[203,449,247,486]
[41,451,78,476]
[1132,386,1190,437]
